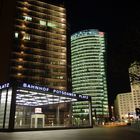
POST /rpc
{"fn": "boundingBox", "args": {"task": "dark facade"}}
[0,0,67,91]
[0,0,93,132]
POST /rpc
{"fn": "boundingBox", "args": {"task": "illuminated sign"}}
[22,83,49,92]
[22,83,89,100]
[71,29,100,40]
[53,89,88,99]
[35,108,42,114]
[78,94,89,99]
[53,89,77,97]
[0,83,9,90]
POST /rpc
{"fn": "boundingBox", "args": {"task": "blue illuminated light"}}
[22,83,49,92]
[22,83,89,100]
[0,83,9,90]
[53,89,77,97]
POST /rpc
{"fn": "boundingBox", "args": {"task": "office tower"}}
[71,29,109,121]
[0,0,67,91]
[114,92,135,121]
[129,61,140,84]
[129,61,140,110]
[0,0,93,131]
[114,61,140,121]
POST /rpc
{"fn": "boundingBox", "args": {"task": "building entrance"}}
[0,82,93,131]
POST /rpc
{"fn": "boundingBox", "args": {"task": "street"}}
[0,126,140,140]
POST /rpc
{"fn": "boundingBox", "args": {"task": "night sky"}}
[63,0,140,105]
[1,0,140,105]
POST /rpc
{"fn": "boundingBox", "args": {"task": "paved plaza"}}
[0,126,140,140]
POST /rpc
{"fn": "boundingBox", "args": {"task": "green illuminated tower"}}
[71,29,109,121]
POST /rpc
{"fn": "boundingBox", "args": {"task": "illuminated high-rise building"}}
[114,92,135,121]
[114,61,140,121]
[129,61,140,114]
[71,29,109,120]
[0,0,67,91]
[0,0,93,131]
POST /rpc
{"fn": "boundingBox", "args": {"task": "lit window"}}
[23,15,32,21]
[19,58,23,61]
[15,32,18,38]
[40,20,46,26]
[17,73,22,76]
[21,24,26,29]
[59,7,64,11]
[23,7,28,11]
[60,76,63,79]
[24,2,28,5]
[20,51,24,54]
[47,22,56,28]
[23,34,30,40]
[18,65,23,69]
[61,18,65,22]
[61,23,65,27]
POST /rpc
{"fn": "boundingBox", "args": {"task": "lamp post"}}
[111,106,114,121]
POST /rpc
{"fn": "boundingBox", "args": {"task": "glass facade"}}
[0,85,12,129]
[71,29,109,121]
[0,82,92,131]
[11,0,67,91]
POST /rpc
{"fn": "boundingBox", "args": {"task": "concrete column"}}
[68,103,72,126]
[56,104,60,126]
[89,100,93,127]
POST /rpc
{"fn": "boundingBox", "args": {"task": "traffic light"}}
[135,108,140,116]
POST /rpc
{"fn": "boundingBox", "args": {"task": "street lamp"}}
[111,106,115,121]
